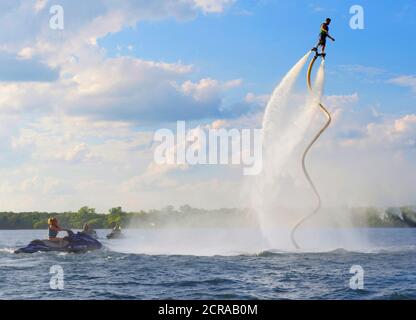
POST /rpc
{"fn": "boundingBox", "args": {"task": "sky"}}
[0,0,415,212]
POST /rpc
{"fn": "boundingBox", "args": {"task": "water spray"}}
[290,54,332,249]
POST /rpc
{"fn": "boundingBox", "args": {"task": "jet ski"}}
[106,229,124,239]
[14,230,102,254]
[81,229,98,239]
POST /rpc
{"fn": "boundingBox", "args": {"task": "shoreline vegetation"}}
[0,205,415,230]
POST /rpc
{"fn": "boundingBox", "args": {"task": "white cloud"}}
[339,64,385,76]
[327,111,415,151]
[17,47,35,59]
[194,0,236,13]
[325,93,359,106]
[324,93,360,123]
[394,114,416,133]
[12,115,153,163]
[0,1,245,122]
[56,143,94,163]
[245,92,270,106]
[389,75,416,93]
[180,78,242,103]
[0,53,244,121]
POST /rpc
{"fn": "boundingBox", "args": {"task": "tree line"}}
[0,205,415,230]
[0,205,243,230]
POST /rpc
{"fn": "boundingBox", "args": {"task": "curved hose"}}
[290,55,332,249]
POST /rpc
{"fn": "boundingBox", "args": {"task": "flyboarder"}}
[312,18,335,56]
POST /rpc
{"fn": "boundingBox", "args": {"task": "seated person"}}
[48,218,69,244]
[106,223,123,239]
[82,223,98,238]
[112,223,122,233]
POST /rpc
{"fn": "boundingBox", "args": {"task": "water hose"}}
[290,54,332,249]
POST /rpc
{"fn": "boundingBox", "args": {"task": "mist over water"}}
[106,228,268,256]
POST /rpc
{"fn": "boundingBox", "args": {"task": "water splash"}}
[262,52,312,141]
[250,53,329,250]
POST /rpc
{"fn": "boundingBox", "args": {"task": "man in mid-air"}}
[312,18,335,55]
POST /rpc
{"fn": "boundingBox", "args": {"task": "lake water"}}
[0,228,415,300]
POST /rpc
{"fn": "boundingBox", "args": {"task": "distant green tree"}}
[109,207,123,215]
[107,207,127,227]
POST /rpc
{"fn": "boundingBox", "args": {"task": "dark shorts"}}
[318,34,327,46]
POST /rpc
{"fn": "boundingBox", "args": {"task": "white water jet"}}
[248,54,371,252]
[250,53,330,250]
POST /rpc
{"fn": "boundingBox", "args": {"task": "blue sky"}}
[99,0,416,114]
[0,0,414,212]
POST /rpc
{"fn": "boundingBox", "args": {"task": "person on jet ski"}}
[48,218,70,243]
[312,18,335,55]
[82,223,98,239]
[15,221,102,254]
[106,223,123,239]
[112,223,122,233]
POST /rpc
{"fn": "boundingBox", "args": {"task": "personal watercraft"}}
[81,229,98,239]
[14,230,102,254]
[106,229,124,239]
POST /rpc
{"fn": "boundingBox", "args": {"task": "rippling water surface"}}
[0,229,415,300]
